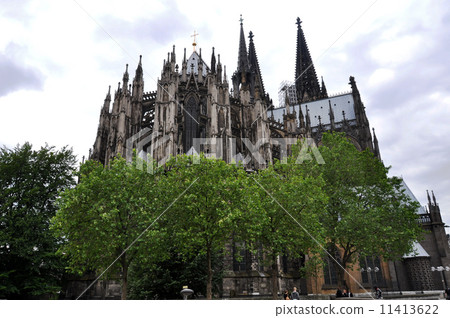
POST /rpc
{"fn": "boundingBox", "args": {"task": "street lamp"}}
[431,266,450,290]
[361,266,380,296]
[180,286,194,300]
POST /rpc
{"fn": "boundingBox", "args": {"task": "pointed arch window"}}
[183,96,199,152]
[323,256,338,286]
[163,84,169,102]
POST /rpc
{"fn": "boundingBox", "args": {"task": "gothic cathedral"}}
[88,17,450,298]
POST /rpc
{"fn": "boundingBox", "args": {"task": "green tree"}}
[128,247,223,299]
[301,132,423,289]
[248,155,327,299]
[0,143,76,299]
[161,154,249,299]
[52,156,165,299]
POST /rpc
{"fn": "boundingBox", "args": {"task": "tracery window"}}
[183,96,199,152]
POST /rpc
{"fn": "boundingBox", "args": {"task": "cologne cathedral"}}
[87,17,450,298]
[90,17,379,170]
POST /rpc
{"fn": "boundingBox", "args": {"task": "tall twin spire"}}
[295,17,322,103]
[234,15,266,99]
[237,14,249,73]
[234,15,324,104]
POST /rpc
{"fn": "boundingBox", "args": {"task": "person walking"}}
[374,286,382,299]
[445,288,450,300]
[291,287,300,300]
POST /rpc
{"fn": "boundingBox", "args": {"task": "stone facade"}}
[90,17,378,170]
[64,274,121,300]
[389,192,450,292]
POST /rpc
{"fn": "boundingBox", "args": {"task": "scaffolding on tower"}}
[278,80,298,108]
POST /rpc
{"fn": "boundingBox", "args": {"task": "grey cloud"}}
[0,44,45,97]
[94,0,191,49]
[317,5,450,226]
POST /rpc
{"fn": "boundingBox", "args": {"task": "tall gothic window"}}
[233,242,249,272]
[183,96,198,152]
[218,108,225,131]
[323,256,338,286]
[218,87,224,104]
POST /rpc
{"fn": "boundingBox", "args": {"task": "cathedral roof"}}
[271,92,356,129]
[186,51,209,77]
[399,180,427,215]
[403,241,430,258]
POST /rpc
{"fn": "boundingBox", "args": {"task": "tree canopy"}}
[52,156,166,299]
[247,152,327,299]
[0,143,76,299]
[49,132,424,299]
[160,154,250,299]
[298,132,423,289]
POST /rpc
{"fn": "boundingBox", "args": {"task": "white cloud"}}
[368,68,395,87]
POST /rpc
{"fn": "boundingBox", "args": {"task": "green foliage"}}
[297,132,423,286]
[52,155,166,299]
[46,134,423,299]
[246,152,327,298]
[249,157,327,258]
[160,154,250,299]
[128,248,223,299]
[0,143,76,299]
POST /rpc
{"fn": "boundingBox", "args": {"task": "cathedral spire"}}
[171,45,176,64]
[135,55,143,79]
[305,105,311,134]
[224,65,227,83]
[321,76,328,98]
[232,15,250,98]
[132,56,144,103]
[106,85,111,100]
[328,100,335,131]
[211,47,216,74]
[298,105,305,129]
[103,85,111,112]
[295,17,320,103]
[217,54,222,83]
[248,30,265,98]
[237,14,249,73]
[122,64,129,91]
[372,128,381,160]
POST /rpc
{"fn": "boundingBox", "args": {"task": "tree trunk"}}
[121,257,128,300]
[334,261,347,291]
[271,254,279,299]
[206,246,213,300]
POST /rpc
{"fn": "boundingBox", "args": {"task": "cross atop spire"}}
[296,17,302,26]
[239,14,244,25]
[191,30,199,52]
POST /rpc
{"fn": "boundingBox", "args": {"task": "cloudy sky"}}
[1,0,449,229]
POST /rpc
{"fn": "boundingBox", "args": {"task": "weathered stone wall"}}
[64,278,121,300]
